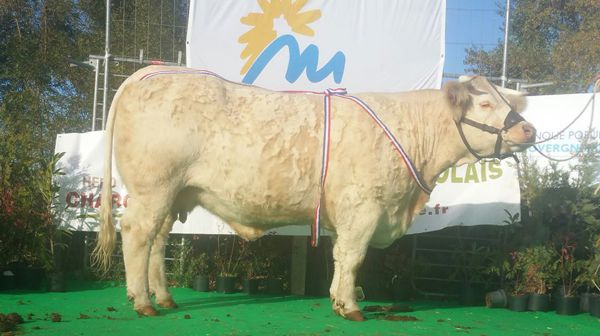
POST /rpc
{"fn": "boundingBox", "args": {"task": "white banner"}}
[186,0,446,92]
[408,159,520,234]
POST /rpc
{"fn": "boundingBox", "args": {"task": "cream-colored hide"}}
[94,66,536,320]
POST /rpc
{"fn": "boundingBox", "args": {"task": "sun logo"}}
[238,0,346,85]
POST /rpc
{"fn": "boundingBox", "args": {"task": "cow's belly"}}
[181,129,323,230]
[195,188,314,229]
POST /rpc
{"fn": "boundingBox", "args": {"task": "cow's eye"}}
[479,101,492,109]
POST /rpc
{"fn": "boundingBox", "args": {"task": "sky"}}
[444,0,506,77]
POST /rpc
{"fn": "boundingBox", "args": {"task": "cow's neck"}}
[391,92,477,194]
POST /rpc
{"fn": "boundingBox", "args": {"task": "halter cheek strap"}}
[455,110,525,161]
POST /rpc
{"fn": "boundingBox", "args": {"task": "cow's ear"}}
[443,81,472,122]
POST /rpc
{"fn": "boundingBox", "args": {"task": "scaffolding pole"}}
[501,0,511,88]
[102,0,112,130]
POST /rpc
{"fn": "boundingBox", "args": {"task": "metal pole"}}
[102,0,112,130]
[83,233,89,270]
[180,236,186,275]
[91,59,100,131]
[501,0,511,88]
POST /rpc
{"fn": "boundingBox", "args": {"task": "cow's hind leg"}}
[149,214,177,309]
[330,202,380,321]
[120,198,168,316]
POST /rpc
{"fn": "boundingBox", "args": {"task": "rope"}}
[531,77,599,162]
[528,94,595,146]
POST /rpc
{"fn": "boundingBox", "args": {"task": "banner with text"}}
[186,0,446,92]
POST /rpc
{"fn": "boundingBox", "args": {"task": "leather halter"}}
[455,85,526,161]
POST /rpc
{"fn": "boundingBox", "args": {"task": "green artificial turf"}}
[1,282,599,336]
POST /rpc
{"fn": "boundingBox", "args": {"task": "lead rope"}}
[529,76,599,162]
[532,92,595,162]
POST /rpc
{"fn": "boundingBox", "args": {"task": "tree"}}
[0,0,188,266]
[0,0,99,266]
[465,0,600,94]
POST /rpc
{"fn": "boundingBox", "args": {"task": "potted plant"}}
[214,235,246,293]
[576,257,597,313]
[450,242,491,306]
[554,235,583,315]
[241,242,268,295]
[0,153,70,292]
[586,256,600,317]
[191,252,210,292]
[521,245,558,312]
[40,153,72,292]
[260,237,290,295]
[576,235,600,317]
[502,250,529,312]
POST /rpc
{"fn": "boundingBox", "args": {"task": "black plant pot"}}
[216,275,237,294]
[11,264,45,290]
[192,274,210,292]
[589,294,600,318]
[459,284,485,306]
[0,267,16,291]
[266,278,286,295]
[580,292,591,312]
[508,293,529,312]
[47,272,66,292]
[552,286,565,308]
[528,293,551,312]
[555,295,580,315]
[243,278,260,295]
[485,289,507,308]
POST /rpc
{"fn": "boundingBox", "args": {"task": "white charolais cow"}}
[94,65,535,321]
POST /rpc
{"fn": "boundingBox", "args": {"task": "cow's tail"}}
[91,85,123,273]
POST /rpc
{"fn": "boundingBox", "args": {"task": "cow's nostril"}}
[522,124,536,139]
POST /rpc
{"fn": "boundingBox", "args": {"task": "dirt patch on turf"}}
[363,304,413,313]
[0,312,25,332]
[363,305,419,322]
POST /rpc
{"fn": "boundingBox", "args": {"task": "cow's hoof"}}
[157,298,178,309]
[135,306,159,317]
[345,310,365,322]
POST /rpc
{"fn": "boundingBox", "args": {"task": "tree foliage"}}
[0,0,100,266]
[465,0,600,93]
[0,0,188,266]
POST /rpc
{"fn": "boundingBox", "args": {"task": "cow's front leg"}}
[329,236,341,303]
[121,200,165,316]
[149,214,177,309]
[330,202,380,321]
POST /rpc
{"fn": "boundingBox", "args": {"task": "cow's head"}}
[443,76,536,160]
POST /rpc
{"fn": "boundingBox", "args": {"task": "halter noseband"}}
[455,110,525,161]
